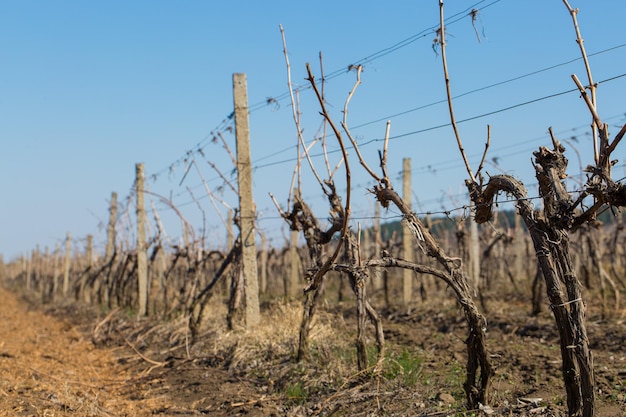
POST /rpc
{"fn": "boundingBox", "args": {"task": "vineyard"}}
[2,1,626,417]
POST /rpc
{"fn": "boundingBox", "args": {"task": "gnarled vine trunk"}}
[468,140,595,417]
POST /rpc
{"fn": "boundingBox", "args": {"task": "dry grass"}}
[5,285,624,416]
[187,300,450,415]
[196,300,357,390]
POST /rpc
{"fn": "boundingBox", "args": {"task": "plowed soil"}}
[0,286,134,416]
[0,286,276,416]
[1,284,625,416]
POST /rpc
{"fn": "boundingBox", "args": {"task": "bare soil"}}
[1,285,625,416]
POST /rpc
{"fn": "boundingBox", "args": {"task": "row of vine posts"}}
[1,2,625,417]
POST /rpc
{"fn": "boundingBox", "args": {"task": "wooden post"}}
[80,234,94,304]
[259,234,268,294]
[34,245,41,289]
[469,215,480,290]
[156,244,167,313]
[51,245,59,300]
[289,229,300,298]
[99,192,118,308]
[233,73,260,328]
[26,250,33,290]
[86,234,94,268]
[222,208,235,297]
[227,209,234,250]
[136,163,148,316]
[372,204,383,290]
[106,192,118,261]
[514,214,526,281]
[62,232,72,296]
[402,158,413,305]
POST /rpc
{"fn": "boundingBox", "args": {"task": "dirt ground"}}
[0,285,275,416]
[0,285,133,416]
[1,284,625,416]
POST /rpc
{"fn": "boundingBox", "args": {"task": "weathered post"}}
[98,191,118,307]
[62,232,71,296]
[222,208,235,298]
[233,73,260,328]
[81,234,94,303]
[513,214,526,281]
[34,244,42,286]
[105,192,118,261]
[227,208,234,250]
[136,163,148,317]
[372,204,383,290]
[289,229,300,298]
[401,157,413,305]
[259,234,268,294]
[26,250,33,290]
[86,234,94,268]
[51,245,59,300]
[469,215,480,290]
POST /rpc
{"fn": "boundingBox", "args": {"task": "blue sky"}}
[1,0,625,260]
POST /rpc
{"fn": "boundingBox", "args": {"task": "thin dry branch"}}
[281,23,302,204]
[186,186,207,246]
[367,257,451,285]
[476,125,491,180]
[215,131,237,167]
[329,157,345,180]
[149,197,169,243]
[194,159,232,230]
[303,63,352,292]
[562,0,599,163]
[607,123,626,156]
[143,190,196,245]
[341,65,382,182]
[571,74,603,130]
[205,160,237,194]
[439,0,476,183]
[116,329,165,368]
[280,24,325,194]
[295,88,303,194]
[92,308,121,341]
[319,52,332,178]
[268,192,287,218]
[562,1,596,101]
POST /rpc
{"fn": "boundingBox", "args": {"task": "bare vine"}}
[438,0,476,183]
[460,2,626,415]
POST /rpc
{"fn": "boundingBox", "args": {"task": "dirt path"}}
[0,287,143,416]
[0,287,280,417]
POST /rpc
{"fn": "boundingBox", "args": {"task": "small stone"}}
[438,393,455,404]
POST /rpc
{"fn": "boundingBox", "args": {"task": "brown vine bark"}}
[279,188,344,361]
[467,140,595,417]
[332,234,385,372]
[373,185,493,409]
[188,239,239,343]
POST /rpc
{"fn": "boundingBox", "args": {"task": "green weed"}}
[384,349,424,386]
[284,381,307,405]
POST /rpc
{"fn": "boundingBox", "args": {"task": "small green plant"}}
[284,381,307,405]
[446,361,466,388]
[384,349,424,387]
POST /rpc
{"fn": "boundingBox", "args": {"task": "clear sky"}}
[2,1,625,260]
